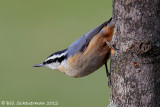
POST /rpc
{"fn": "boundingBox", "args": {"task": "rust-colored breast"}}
[83,25,114,56]
[59,25,114,77]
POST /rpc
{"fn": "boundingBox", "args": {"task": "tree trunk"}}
[109,0,160,107]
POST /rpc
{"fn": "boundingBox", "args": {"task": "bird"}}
[33,18,115,78]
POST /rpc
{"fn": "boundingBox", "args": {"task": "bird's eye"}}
[46,59,53,64]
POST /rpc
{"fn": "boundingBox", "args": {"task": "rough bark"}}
[109,0,160,107]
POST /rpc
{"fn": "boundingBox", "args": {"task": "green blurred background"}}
[0,0,112,107]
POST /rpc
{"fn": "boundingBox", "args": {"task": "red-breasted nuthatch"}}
[34,18,115,78]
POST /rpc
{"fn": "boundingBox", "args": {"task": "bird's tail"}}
[100,17,112,26]
[107,18,115,29]
[98,17,114,31]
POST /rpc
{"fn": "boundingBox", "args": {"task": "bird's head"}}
[33,49,68,70]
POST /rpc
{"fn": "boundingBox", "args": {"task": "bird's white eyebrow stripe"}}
[46,52,68,61]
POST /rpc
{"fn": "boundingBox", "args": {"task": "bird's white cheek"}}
[46,62,60,69]
[61,60,67,68]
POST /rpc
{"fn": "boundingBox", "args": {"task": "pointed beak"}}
[33,63,44,67]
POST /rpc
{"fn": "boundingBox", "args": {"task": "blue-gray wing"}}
[67,18,112,57]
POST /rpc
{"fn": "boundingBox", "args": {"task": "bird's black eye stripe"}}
[44,54,67,64]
